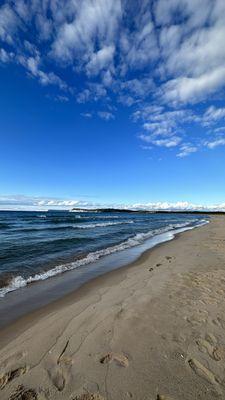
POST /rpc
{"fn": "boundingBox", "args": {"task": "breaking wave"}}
[0,219,208,298]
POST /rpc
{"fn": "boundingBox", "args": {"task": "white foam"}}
[75,221,134,229]
[0,219,208,298]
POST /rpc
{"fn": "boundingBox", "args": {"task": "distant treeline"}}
[71,208,225,215]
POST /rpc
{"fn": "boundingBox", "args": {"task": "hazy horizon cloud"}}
[0,195,225,212]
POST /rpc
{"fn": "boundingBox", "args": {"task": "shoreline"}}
[1,216,225,399]
[0,218,208,331]
[0,219,207,343]
[0,217,207,300]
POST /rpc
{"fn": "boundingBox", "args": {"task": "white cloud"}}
[121,24,158,70]
[157,0,225,104]
[0,48,14,63]
[86,45,115,76]
[98,111,115,121]
[129,201,225,212]
[154,0,212,28]
[51,0,121,65]
[177,144,198,158]
[81,112,92,119]
[202,106,225,126]
[162,67,225,104]
[153,137,181,148]
[206,138,225,149]
[135,105,199,150]
[140,134,181,148]
[77,83,107,103]
[0,4,19,44]
[17,54,68,90]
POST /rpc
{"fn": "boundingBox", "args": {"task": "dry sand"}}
[0,216,225,400]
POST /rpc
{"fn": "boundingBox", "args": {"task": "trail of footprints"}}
[149,255,175,272]
[100,352,129,367]
[3,254,225,399]
[0,344,129,399]
[0,353,41,399]
[174,270,225,394]
[186,331,225,391]
[0,255,175,399]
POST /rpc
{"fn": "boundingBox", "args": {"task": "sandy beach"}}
[0,216,225,399]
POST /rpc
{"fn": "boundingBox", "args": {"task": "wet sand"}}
[0,216,225,399]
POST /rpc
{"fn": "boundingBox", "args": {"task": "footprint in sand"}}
[196,337,225,361]
[196,338,214,357]
[205,333,217,346]
[9,385,37,400]
[186,309,208,326]
[188,358,220,385]
[45,341,73,391]
[165,256,175,263]
[46,357,73,392]
[212,316,225,329]
[0,366,28,390]
[47,366,66,392]
[100,352,129,367]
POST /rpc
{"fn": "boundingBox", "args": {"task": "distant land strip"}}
[71,208,225,215]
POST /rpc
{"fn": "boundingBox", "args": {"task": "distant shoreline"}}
[71,208,225,214]
[0,209,224,214]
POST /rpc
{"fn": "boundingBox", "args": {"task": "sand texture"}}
[0,217,225,399]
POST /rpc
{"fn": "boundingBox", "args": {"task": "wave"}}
[0,219,208,298]
[12,220,134,233]
[75,215,120,219]
[75,221,134,229]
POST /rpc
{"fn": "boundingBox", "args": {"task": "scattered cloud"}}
[81,112,93,119]
[202,106,225,126]
[135,105,199,152]
[162,68,225,104]
[0,4,19,44]
[0,47,14,62]
[140,134,181,148]
[206,138,225,149]
[177,144,198,158]
[86,45,115,76]
[17,54,68,90]
[98,111,115,121]
[1,0,225,156]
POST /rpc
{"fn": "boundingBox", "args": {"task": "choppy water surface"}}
[0,210,208,297]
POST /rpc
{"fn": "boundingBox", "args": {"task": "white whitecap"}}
[0,219,208,298]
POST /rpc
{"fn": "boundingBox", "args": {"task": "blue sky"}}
[0,0,225,211]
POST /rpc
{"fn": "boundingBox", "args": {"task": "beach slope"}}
[0,217,225,400]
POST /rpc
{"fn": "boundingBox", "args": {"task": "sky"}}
[0,0,225,211]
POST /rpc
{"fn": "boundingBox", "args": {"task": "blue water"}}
[0,210,208,297]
